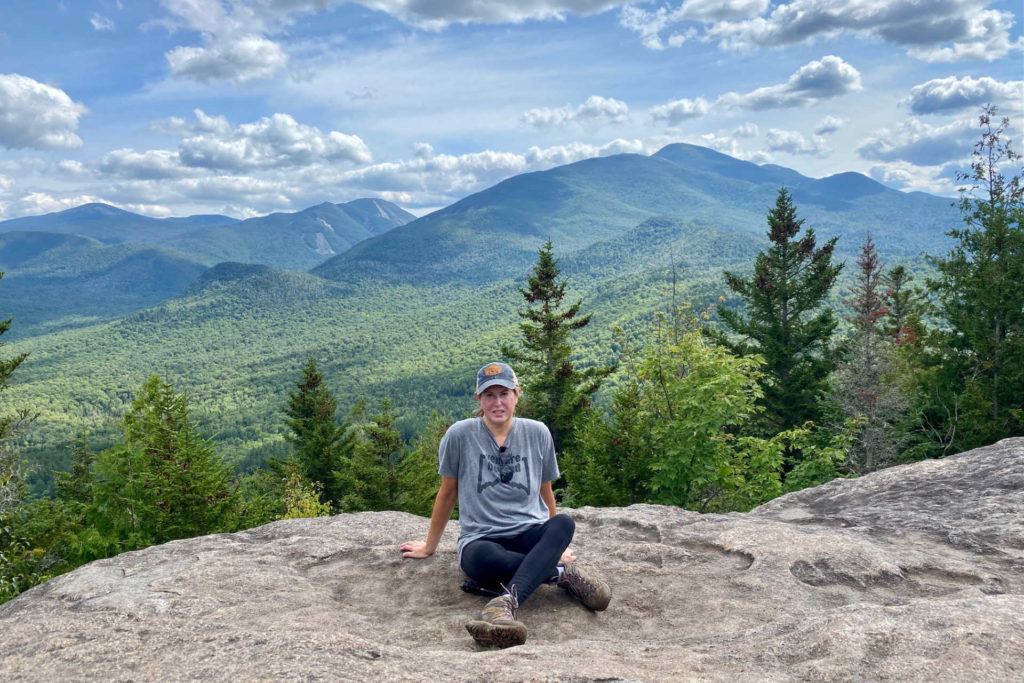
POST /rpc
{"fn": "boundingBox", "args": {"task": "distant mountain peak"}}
[58,202,140,219]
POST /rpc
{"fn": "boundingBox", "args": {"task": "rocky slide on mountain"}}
[2,438,1022,681]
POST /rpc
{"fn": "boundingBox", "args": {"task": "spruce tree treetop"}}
[501,241,613,454]
[717,188,842,433]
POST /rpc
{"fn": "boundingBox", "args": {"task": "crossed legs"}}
[460,513,575,605]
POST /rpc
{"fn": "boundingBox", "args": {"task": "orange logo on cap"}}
[483,363,503,376]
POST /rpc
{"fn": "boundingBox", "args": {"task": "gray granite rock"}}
[2,438,1022,682]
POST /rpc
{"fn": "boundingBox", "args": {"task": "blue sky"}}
[0,0,1021,218]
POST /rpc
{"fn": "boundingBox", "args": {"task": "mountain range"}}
[1,143,961,490]
[0,198,414,335]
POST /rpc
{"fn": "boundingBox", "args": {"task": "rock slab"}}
[2,439,1023,682]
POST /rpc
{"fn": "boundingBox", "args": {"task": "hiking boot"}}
[465,585,527,648]
[558,562,611,611]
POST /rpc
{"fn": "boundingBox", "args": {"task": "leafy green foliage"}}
[567,310,789,512]
[716,188,843,434]
[280,464,333,519]
[502,241,613,454]
[779,424,858,493]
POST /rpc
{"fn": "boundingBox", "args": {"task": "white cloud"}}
[650,97,711,124]
[0,190,176,219]
[0,73,87,150]
[178,112,371,170]
[90,14,115,31]
[621,0,1023,62]
[160,0,629,33]
[651,56,860,126]
[0,174,12,193]
[357,1,627,29]
[906,75,1024,114]
[94,111,370,192]
[687,132,748,158]
[5,191,108,217]
[733,122,759,138]
[155,1,630,83]
[312,137,654,205]
[868,161,958,195]
[523,95,629,127]
[709,0,1023,61]
[718,55,862,109]
[166,35,288,83]
[814,115,844,135]
[678,0,769,21]
[908,9,1023,62]
[101,149,187,179]
[764,128,830,156]
[619,5,687,50]
[525,138,647,165]
[56,159,88,175]
[857,117,976,166]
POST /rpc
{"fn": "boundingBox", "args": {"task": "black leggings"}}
[460,513,575,605]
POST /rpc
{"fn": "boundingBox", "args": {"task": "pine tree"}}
[717,188,842,433]
[927,106,1024,449]
[284,359,351,504]
[833,235,905,473]
[501,241,613,453]
[89,375,235,548]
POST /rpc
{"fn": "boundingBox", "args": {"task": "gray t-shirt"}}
[438,417,559,563]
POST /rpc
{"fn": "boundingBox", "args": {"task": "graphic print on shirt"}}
[477,451,531,494]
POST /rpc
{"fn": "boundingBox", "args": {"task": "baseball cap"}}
[475,362,519,396]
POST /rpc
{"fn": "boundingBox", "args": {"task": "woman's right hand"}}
[400,540,434,559]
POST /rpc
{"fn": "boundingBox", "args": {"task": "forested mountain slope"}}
[315,144,956,285]
[0,203,236,244]
[0,231,208,336]
[5,144,960,488]
[166,198,415,270]
[0,199,415,336]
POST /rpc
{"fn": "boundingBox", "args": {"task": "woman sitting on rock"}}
[400,361,611,648]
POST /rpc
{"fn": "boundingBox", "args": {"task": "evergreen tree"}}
[54,434,96,505]
[926,106,1024,450]
[501,241,613,454]
[833,235,906,473]
[396,413,450,516]
[335,399,401,511]
[284,359,351,504]
[882,265,925,344]
[89,375,235,548]
[716,188,842,433]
